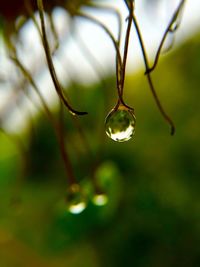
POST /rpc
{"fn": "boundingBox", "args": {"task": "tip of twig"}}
[70,111,88,116]
[79,111,88,116]
[170,125,175,136]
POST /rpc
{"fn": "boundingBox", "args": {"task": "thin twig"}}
[147,0,186,73]
[124,0,175,135]
[77,12,126,105]
[85,2,122,46]
[120,1,134,96]
[77,12,122,69]
[11,56,54,121]
[48,13,59,53]
[58,101,77,185]
[11,53,77,185]
[37,0,87,116]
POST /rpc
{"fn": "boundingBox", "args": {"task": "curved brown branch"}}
[147,0,186,73]
[83,3,123,95]
[76,12,125,104]
[11,54,77,185]
[84,2,122,46]
[124,0,175,135]
[37,0,87,116]
[120,1,134,96]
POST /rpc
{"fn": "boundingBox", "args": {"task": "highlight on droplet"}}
[66,184,87,214]
[68,201,87,214]
[92,192,108,206]
[105,105,136,142]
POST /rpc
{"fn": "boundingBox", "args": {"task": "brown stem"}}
[11,54,76,185]
[124,1,175,135]
[72,30,105,82]
[147,0,186,73]
[120,1,134,96]
[85,3,122,46]
[77,12,122,69]
[37,0,87,116]
[58,102,77,185]
[11,56,54,121]
[48,12,59,53]
[77,12,125,105]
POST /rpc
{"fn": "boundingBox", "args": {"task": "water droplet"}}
[66,184,87,214]
[162,3,185,54]
[105,105,136,142]
[170,21,178,32]
[92,192,108,206]
[169,4,184,33]
[161,32,175,54]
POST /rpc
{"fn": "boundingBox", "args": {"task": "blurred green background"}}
[0,33,200,267]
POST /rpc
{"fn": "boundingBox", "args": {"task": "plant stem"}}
[124,1,175,135]
[147,0,186,73]
[37,0,87,116]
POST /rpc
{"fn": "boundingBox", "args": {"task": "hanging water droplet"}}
[105,105,136,142]
[92,192,108,206]
[169,21,178,32]
[162,2,185,54]
[169,3,184,33]
[66,184,87,214]
[161,32,175,54]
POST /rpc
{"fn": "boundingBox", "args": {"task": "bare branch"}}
[148,0,186,73]
[37,0,88,116]
[124,0,175,135]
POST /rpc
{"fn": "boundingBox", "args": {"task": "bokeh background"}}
[0,1,200,266]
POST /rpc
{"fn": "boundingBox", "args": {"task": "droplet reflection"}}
[68,201,86,214]
[92,192,108,206]
[66,184,87,214]
[105,106,136,142]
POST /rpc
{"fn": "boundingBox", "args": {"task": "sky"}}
[0,0,200,133]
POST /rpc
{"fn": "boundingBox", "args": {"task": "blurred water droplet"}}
[105,105,136,142]
[92,192,108,206]
[161,32,175,53]
[170,20,178,32]
[169,2,184,33]
[162,1,185,54]
[66,184,87,214]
